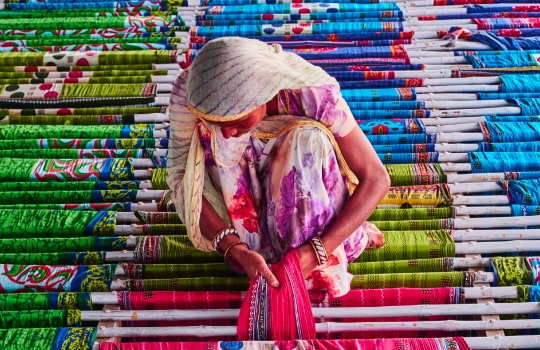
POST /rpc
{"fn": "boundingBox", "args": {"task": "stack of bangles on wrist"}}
[212,228,249,272]
[310,237,329,266]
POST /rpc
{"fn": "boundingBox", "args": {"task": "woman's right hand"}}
[228,244,280,288]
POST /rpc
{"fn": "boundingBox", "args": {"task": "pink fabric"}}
[237,250,316,341]
[100,338,472,350]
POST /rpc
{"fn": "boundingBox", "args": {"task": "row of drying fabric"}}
[3,0,540,348]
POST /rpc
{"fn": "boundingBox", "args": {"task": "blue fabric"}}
[470,32,540,51]
[378,152,439,164]
[455,49,540,56]
[357,119,425,134]
[470,152,540,173]
[202,12,404,20]
[94,181,140,190]
[84,211,117,236]
[352,110,429,119]
[477,93,540,100]
[341,88,416,102]
[53,327,97,350]
[505,172,540,180]
[366,133,436,145]
[372,144,436,153]
[340,79,422,89]
[530,286,540,302]
[510,205,540,217]
[287,47,399,60]
[241,32,407,41]
[465,54,538,68]
[497,180,540,205]
[510,98,540,116]
[348,101,425,110]
[90,190,138,203]
[197,18,404,26]
[324,64,424,72]
[48,292,93,311]
[433,13,540,20]
[485,116,540,122]
[205,3,400,14]
[478,142,540,152]
[193,22,403,37]
[500,75,540,94]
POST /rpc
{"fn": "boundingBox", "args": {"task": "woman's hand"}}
[297,243,320,279]
[228,244,280,288]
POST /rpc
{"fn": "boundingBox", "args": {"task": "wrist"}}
[228,241,249,260]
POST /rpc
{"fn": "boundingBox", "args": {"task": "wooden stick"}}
[453,229,540,241]
[455,240,540,254]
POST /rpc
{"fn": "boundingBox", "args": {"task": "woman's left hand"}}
[297,243,320,279]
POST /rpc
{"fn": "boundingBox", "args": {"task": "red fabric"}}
[99,338,472,350]
[310,288,461,339]
[237,250,315,341]
[117,291,241,342]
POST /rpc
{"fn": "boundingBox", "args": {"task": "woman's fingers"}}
[258,263,280,288]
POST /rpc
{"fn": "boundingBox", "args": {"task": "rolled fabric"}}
[0,327,96,349]
[121,263,236,279]
[491,256,533,286]
[0,210,117,238]
[498,180,540,205]
[368,208,454,221]
[0,251,107,265]
[527,257,540,285]
[0,181,139,191]
[350,271,476,289]
[0,292,92,311]
[378,184,452,208]
[98,338,472,350]
[0,149,152,159]
[349,258,454,274]
[470,152,540,173]
[0,202,130,211]
[0,264,115,292]
[0,310,81,328]
[134,211,182,224]
[370,219,454,231]
[0,124,153,140]
[384,164,447,186]
[133,235,221,264]
[355,230,455,262]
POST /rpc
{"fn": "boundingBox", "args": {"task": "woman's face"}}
[212,103,267,139]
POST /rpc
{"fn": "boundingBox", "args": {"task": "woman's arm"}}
[298,126,391,277]
[200,197,280,287]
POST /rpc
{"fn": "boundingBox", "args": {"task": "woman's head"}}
[213,103,267,139]
[185,37,338,126]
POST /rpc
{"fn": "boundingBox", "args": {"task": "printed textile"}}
[491,257,533,286]
[99,338,472,350]
[0,264,115,292]
[0,292,92,311]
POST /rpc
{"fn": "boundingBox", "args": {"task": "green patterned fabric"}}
[0,189,137,204]
[0,124,152,140]
[492,257,533,286]
[144,224,187,235]
[134,211,182,224]
[355,230,455,262]
[151,168,169,190]
[350,271,475,289]
[0,70,168,79]
[0,310,80,328]
[0,51,178,66]
[0,293,92,311]
[0,149,147,159]
[0,76,151,85]
[0,203,129,211]
[385,164,447,186]
[0,181,139,191]
[0,138,155,150]
[367,208,454,221]
[370,219,454,231]
[348,258,454,275]
[0,237,126,253]
[0,328,58,349]
[7,115,145,126]
[0,251,107,265]
[0,106,162,116]
[0,210,116,238]
[125,277,250,291]
[134,235,221,264]
[121,263,237,279]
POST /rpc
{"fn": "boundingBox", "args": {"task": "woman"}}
[167,37,390,297]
